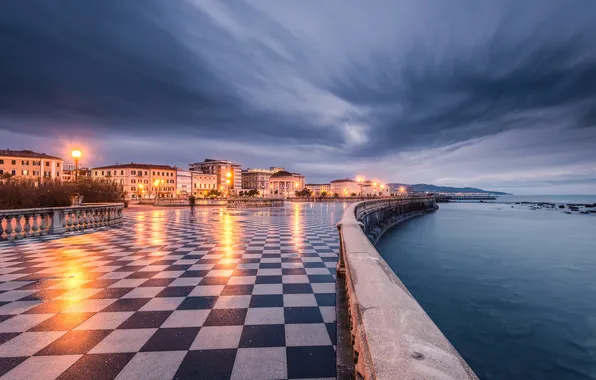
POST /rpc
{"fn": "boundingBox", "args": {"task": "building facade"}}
[189,159,242,195]
[176,170,192,197]
[191,172,218,197]
[268,171,305,197]
[91,163,177,199]
[305,183,331,196]
[241,167,284,193]
[330,179,360,196]
[0,149,63,181]
[62,164,91,182]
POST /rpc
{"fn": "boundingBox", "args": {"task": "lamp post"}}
[71,149,82,194]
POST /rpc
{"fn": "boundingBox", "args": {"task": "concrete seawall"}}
[336,197,478,380]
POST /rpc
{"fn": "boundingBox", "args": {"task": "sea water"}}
[376,201,596,380]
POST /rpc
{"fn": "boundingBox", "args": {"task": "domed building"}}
[268,170,305,197]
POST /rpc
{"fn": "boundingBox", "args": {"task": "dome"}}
[270,170,294,178]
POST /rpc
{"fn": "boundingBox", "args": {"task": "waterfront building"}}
[191,172,218,197]
[91,163,177,199]
[330,178,360,196]
[189,159,241,195]
[306,183,331,196]
[360,180,390,196]
[268,170,305,197]
[0,149,63,181]
[176,170,192,197]
[241,167,284,194]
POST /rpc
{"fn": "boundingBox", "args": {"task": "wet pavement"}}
[0,203,345,379]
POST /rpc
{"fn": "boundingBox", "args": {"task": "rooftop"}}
[330,178,356,183]
[92,163,177,171]
[0,149,62,160]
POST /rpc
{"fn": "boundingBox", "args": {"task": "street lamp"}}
[71,149,82,194]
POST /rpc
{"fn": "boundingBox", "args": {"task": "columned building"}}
[330,179,360,197]
[241,167,284,194]
[305,183,331,196]
[268,171,305,198]
[91,163,177,199]
[0,149,63,181]
[189,159,242,195]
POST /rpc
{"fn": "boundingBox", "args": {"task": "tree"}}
[207,189,222,198]
[239,191,245,197]
[333,193,339,198]
[247,189,259,197]
[294,188,312,198]
[351,193,357,197]
[320,191,327,198]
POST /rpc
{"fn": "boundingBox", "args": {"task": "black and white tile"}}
[0,203,344,379]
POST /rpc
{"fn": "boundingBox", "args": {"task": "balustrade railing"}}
[0,203,124,241]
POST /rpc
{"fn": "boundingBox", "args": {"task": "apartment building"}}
[0,149,63,181]
[189,159,241,195]
[191,172,218,197]
[330,179,360,196]
[91,163,177,199]
[305,183,331,196]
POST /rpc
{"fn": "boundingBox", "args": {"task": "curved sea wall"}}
[337,197,478,380]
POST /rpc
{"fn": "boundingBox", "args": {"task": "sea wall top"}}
[337,197,478,380]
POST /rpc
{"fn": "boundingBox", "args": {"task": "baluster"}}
[23,215,32,237]
[5,216,14,240]
[106,209,112,225]
[14,215,23,239]
[80,210,86,229]
[31,214,39,237]
[91,209,97,227]
[40,213,48,235]
[66,211,74,231]
[97,209,103,227]
[0,216,4,240]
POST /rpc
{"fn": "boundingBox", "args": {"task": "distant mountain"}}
[388,183,512,195]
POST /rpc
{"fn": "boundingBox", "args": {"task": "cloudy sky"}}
[1,1,595,194]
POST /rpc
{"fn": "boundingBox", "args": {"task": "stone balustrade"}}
[0,203,124,241]
[226,198,285,208]
[337,197,478,380]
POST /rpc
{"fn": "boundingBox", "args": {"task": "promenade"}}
[0,203,343,380]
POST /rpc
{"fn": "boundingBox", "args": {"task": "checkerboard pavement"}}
[0,203,345,379]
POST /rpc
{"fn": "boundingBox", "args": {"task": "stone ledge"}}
[337,198,478,380]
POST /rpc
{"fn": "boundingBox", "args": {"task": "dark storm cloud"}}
[326,32,596,157]
[1,0,595,192]
[0,0,338,143]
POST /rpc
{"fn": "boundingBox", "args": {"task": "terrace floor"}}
[0,203,345,380]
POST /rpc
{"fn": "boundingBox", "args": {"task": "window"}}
[56,162,60,168]
[22,170,28,175]
[11,160,16,165]
[0,169,3,174]
[0,159,3,164]
[131,170,136,175]
[131,179,136,184]
[121,170,124,175]
[56,172,59,177]
[131,187,136,191]
[101,171,104,175]
[33,171,38,176]
[152,171,155,175]
[45,161,49,166]
[95,171,98,176]
[12,170,16,175]
[144,171,147,175]
[113,170,116,175]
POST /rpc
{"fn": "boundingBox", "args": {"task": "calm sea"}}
[376,200,596,380]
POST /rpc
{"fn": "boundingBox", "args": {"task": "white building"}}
[176,170,192,197]
[305,183,331,196]
[191,172,218,197]
[268,170,305,197]
[330,179,360,197]
[241,167,284,193]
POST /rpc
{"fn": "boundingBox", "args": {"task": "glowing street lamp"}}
[71,149,82,194]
